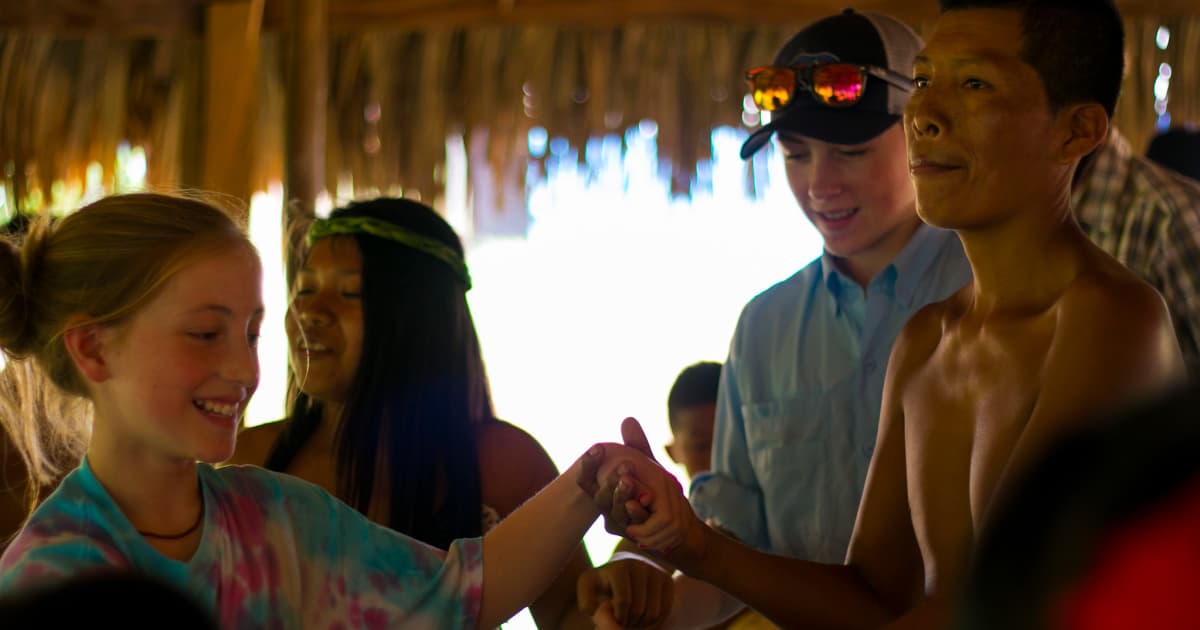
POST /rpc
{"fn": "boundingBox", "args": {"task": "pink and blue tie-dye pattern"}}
[0,460,483,628]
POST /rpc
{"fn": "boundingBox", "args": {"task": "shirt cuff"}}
[688,472,766,549]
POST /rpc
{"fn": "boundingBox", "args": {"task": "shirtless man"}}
[589,1,1185,627]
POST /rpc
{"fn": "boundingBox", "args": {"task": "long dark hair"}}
[266,198,491,549]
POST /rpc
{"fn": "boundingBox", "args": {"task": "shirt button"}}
[864,359,878,373]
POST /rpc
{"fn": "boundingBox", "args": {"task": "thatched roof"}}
[5,0,1197,33]
[1,1,1198,224]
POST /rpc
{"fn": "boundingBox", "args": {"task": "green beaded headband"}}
[307,216,472,290]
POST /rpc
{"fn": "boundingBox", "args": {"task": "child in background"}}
[0,192,682,628]
[572,361,720,626]
[666,361,777,629]
[664,361,721,480]
[581,362,777,629]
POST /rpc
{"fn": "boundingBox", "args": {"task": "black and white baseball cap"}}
[740,9,924,158]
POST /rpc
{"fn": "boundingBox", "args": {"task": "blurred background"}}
[2,1,1197,626]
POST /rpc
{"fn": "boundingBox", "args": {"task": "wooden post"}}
[284,0,327,282]
[202,0,263,220]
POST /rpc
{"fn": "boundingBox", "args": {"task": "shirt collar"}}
[819,222,960,306]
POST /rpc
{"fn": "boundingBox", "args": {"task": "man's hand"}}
[577,417,662,536]
[580,418,704,556]
[578,457,652,536]
[577,558,674,628]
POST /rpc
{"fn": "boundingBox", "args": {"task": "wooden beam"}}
[0,0,207,37]
[319,0,1200,29]
[201,0,263,216]
[326,0,1196,26]
[319,0,936,29]
[4,0,1197,36]
[283,0,327,280]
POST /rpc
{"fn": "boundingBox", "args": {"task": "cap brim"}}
[740,110,900,159]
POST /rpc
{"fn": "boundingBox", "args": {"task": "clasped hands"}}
[575,418,704,628]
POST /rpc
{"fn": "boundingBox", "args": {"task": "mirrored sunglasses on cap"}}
[746,62,914,111]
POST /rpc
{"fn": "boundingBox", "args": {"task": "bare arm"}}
[480,442,678,630]
[844,322,927,615]
[661,317,929,627]
[600,420,898,629]
[478,452,600,629]
[481,422,595,629]
[660,523,887,629]
[675,327,926,627]
[533,544,593,629]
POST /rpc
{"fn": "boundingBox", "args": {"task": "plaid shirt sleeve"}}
[1076,130,1200,377]
[1152,175,1200,377]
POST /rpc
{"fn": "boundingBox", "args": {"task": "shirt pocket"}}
[743,395,831,488]
[742,394,859,562]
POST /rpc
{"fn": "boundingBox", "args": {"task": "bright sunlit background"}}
[242,123,821,627]
[2,121,824,628]
[0,22,1186,628]
[0,109,825,628]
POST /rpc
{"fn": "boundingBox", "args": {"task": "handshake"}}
[574,418,710,629]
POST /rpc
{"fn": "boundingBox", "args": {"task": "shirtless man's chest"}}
[900,299,1058,590]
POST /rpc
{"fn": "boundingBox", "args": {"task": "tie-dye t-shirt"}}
[0,460,483,628]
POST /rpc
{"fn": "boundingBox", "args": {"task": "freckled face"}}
[100,247,263,463]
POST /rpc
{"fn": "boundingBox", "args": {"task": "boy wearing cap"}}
[587,0,1185,627]
[691,7,971,567]
[575,9,970,628]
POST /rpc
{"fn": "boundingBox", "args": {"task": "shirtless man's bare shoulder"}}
[877,243,1187,596]
[1007,248,1184,469]
[1050,249,1184,403]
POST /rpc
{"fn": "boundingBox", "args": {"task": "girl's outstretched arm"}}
[477,440,667,629]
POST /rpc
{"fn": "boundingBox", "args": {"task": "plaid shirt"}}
[1073,130,1200,376]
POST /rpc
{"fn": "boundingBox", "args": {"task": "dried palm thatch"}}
[0,35,205,210]
[0,23,801,216]
[0,16,1197,220]
[320,23,803,205]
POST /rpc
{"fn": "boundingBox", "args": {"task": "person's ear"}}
[1057,103,1108,165]
[62,317,113,384]
[664,440,682,465]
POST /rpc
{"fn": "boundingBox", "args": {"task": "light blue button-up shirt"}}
[689,224,971,563]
